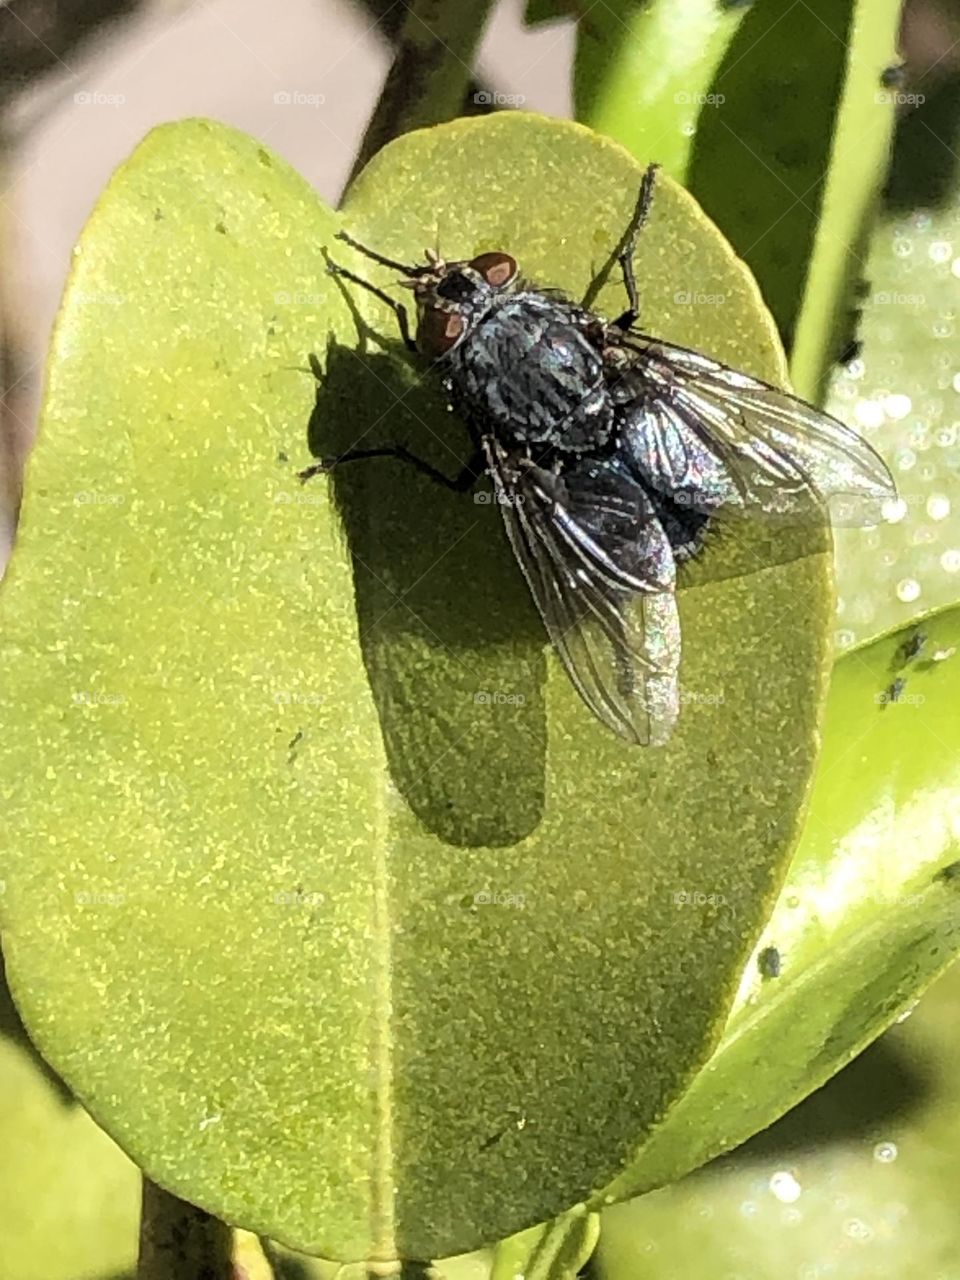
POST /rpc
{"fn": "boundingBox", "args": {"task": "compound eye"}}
[470,251,517,289]
[417,306,465,358]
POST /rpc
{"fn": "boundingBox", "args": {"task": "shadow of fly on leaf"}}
[303,321,548,849]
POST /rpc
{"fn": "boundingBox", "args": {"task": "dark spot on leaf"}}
[758,945,781,978]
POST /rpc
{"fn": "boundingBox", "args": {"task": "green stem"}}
[347,0,496,190]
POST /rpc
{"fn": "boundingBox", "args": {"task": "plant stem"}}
[347,0,496,189]
[138,1178,275,1280]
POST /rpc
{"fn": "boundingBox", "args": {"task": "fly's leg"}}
[325,255,417,353]
[299,444,485,492]
[334,229,424,275]
[611,163,660,333]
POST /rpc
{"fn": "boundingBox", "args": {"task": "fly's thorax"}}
[444,290,616,453]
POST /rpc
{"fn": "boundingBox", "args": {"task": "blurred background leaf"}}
[0,945,139,1280]
[592,954,960,1280]
[829,75,960,651]
[559,0,901,402]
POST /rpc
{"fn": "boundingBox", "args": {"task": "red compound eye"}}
[417,306,465,358]
[469,251,518,289]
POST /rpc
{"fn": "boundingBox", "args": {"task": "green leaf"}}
[593,957,960,1279]
[583,605,960,1209]
[0,113,829,1261]
[687,0,901,401]
[567,1,900,400]
[785,0,902,401]
[828,179,960,652]
[569,0,751,180]
[489,1209,598,1280]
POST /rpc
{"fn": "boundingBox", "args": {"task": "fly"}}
[300,165,896,746]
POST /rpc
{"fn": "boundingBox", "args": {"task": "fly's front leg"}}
[611,162,660,333]
[299,444,485,493]
[325,254,417,353]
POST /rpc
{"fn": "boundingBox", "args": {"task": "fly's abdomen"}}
[616,392,738,514]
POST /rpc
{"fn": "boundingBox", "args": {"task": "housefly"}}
[300,165,896,746]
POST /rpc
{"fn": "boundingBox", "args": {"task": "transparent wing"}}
[485,441,680,746]
[618,336,896,526]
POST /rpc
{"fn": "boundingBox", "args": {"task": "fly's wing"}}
[618,336,896,527]
[485,441,680,746]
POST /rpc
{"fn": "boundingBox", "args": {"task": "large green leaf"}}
[584,604,960,1208]
[0,114,830,1261]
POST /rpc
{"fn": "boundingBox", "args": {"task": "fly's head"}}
[402,249,519,360]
